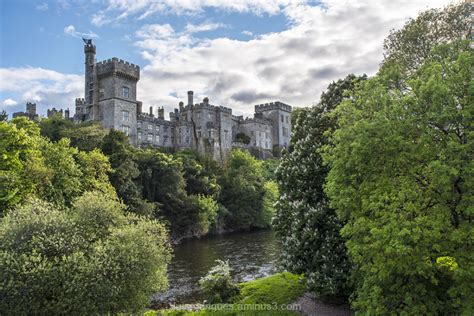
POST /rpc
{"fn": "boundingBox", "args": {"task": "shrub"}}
[0,192,171,314]
[199,259,239,303]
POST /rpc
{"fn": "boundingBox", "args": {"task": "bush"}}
[199,259,239,303]
[0,192,171,314]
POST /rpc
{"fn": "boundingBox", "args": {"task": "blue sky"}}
[0,0,450,117]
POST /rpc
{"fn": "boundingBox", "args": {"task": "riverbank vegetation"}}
[0,110,279,312]
[274,2,472,314]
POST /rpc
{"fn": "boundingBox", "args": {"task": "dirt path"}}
[293,293,352,316]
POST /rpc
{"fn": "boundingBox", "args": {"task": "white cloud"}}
[91,13,111,27]
[36,3,48,11]
[0,67,83,114]
[64,25,99,39]
[136,24,175,39]
[185,22,226,33]
[134,0,450,116]
[2,98,18,107]
[242,30,253,36]
[91,0,294,26]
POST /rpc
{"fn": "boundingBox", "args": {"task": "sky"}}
[0,0,452,118]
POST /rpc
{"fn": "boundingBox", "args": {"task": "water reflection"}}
[153,229,280,304]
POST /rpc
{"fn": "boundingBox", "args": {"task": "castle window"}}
[122,86,130,98]
[155,135,160,144]
[224,130,228,140]
[283,127,289,137]
[208,113,211,119]
[122,110,129,122]
[251,131,254,137]
[147,133,153,142]
[265,142,268,149]
[197,112,201,119]
[187,127,190,133]
[266,132,269,139]
[259,132,262,138]
[148,124,152,130]
[138,131,142,140]
[99,88,104,98]
[121,125,130,136]
[286,116,289,124]
[185,136,190,144]
[208,131,212,138]
[198,131,202,137]
[156,125,160,132]
[281,114,284,123]
[137,122,142,128]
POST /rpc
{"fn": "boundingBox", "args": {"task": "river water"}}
[152,229,280,305]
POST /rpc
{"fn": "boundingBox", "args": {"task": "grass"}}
[150,272,306,316]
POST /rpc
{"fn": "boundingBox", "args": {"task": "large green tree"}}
[219,149,272,229]
[325,41,472,314]
[0,192,171,314]
[273,74,366,298]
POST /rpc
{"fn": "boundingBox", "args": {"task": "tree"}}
[219,149,270,229]
[0,192,171,314]
[62,122,107,152]
[381,2,470,78]
[273,74,365,299]
[101,130,155,217]
[39,114,74,142]
[0,110,7,122]
[199,259,239,303]
[235,132,251,145]
[324,41,472,314]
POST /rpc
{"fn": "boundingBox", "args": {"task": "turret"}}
[187,91,194,106]
[83,38,96,106]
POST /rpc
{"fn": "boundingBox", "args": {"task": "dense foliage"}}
[0,192,171,314]
[274,2,471,313]
[219,149,276,230]
[274,74,365,298]
[325,40,472,315]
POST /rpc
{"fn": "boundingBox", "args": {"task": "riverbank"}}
[148,273,352,315]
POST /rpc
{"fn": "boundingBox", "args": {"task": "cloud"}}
[90,0,293,26]
[136,24,175,39]
[134,0,450,116]
[2,98,18,107]
[242,30,253,36]
[0,67,83,115]
[64,25,99,39]
[91,13,111,27]
[185,22,226,33]
[35,3,48,11]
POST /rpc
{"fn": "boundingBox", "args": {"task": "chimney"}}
[203,97,209,105]
[187,91,193,106]
[149,106,153,116]
[179,101,184,111]
[158,107,164,119]
[65,108,70,119]
[137,101,142,114]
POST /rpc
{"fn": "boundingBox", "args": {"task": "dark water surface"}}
[153,229,280,305]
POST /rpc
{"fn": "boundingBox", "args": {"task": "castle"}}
[74,40,292,161]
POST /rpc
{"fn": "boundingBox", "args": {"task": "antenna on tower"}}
[82,38,92,45]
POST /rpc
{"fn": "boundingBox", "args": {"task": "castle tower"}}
[83,39,96,109]
[254,101,292,156]
[95,57,140,145]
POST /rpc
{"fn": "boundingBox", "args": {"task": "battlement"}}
[254,101,292,113]
[240,116,272,125]
[137,113,172,125]
[96,57,140,80]
[75,98,85,106]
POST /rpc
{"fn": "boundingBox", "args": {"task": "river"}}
[152,229,280,305]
